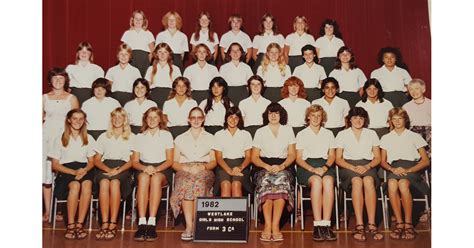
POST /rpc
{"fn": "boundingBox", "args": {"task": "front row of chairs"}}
[49,166,431,233]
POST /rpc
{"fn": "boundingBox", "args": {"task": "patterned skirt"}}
[411,125,431,158]
[170,162,215,218]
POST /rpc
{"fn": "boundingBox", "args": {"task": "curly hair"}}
[261,43,287,77]
[262,102,288,125]
[280,76,307,99]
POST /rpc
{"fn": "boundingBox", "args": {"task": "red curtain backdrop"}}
[43,0,431,96]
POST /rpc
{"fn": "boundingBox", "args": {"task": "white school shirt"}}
[219,62,253,87]
[329,68,367,93]
[402,98,431,126]
[175,129,215,163]
[257,64,291,87]
[144,64,181,88]
[124,99,157,126]
[252,33,285,54]
[380,129,428,163]
[285,32,316,56]
[66,62,104,88]
[213,129,253,159]
[183,62,219,91]
[49,134,96,164]
[199,100,233,126]
[292,63,327,88]
[105,64,141,93]
[296,127,336,160]
[132,130,174,163]
[312,96,350,128]
[355,99,393,128]
[155,30,189,54]
[81,97,121,130]
[253,125,296,158]
[162,98,198,127]
[370,65,412,92]
[220,30,252,52]
[95,132,135,162]
[239,95,271,127]
[314,36,344,58]
[278,98,311,127]
[190,30,220,54]
[336,128,380,160]
[120,29,155,52]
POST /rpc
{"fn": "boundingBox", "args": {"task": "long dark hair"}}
[318,19,343,39]
[203,77,232,114]
[361,79,385,103]
[334,46,358,70]
[262,102,288,125]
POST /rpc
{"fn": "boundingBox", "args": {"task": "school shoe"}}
[321,226,337,241]
[134,224,147,241]
[312,226,324,241]
[145,225,157,241]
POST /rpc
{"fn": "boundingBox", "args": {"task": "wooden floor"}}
[43,215,431,248]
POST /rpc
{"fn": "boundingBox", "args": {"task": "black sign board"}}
[193,197,249,243]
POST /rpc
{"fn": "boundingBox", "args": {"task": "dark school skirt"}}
[371,127,390,139]
[305,87,323,102]
[384,91,409,108]
[263,87,282,103]
[172,54,184,74]
[288,55,305,73]
[70,87,92,106]
[214,158,252,195]
[319,57,337,76]
[192,90,209,105]
[111,91,133,107]
[204,125,223,135]
[339,159,381,192]
[131,50,151,77]
[387,160,430,196]
[87,130,105,140]
[252,157,295,211]
[228,85,248,106]
[292,126,305,135]
[252,53,265,74]
[131,125,142,135]
[327,127,345,137]
[150,87,171,109]
[94,159,133,199]
[244,125,261,138]
[297,158,336,187]
[54,162,95,200]
[339,91,361,109]
[169,126,189,139]
[411,126,431,158]
[135,161,174,187]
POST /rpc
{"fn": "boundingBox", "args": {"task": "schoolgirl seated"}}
[213,106,253,197]
[278,76,311,135]
[199,77,233,135]
[124,78,157,134]
[81,78,121,140]
[49,109,96,240]
[238,75,271,137]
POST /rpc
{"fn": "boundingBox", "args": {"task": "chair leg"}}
[334,187,339,230]
[300,186,304,230]
[254,193,258,229]
[165,186,170,228]
[52,198,57,229]
[121,200,126,231]
[88,200,94,231]
[343,191,347,229]
[424,195,431,230]
[380,187,387,230]
[131,187,136,228]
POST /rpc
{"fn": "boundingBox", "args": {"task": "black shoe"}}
[321,226,337,241]
[134,225,147,241]
[145,225,157,241]
[312,226,324,241]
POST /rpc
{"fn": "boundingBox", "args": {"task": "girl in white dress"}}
[120,10,155,77]
[252,13,285,73]
[43,67,79,222]
[124,78,157,134]
[190,11,219,64]
[257,43,291,103]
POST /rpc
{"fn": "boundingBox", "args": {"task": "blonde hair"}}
[141,107,168,133]
[106,107,132,140]
[62,109,88,147]
[261,43,287,76]
[162,11,183,30]
[388,107,411,130]
[117,43,132,62]
[293,16,309,32]
[305,104,327,126]
[408,78,426,90]
[129,10,149,30]
[191,44,211,61]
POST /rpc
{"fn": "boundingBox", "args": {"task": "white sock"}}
[147,217,156,226]
[313,220,324,226]
[138,217,147,225]
[322,220,331,226]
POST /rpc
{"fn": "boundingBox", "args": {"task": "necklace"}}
[414,98,425,105]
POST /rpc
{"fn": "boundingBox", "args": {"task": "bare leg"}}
[262,199,273,237]
[148,173,166,217]
[77,180,92,223]
[136,173,150,218]
[67,181,81,224]
[231,181,242,197]
[99,179,111,223]
[322,176,335,221]
[362,176,377,225]
[309,176,323,221]
[109,179,121,223]
[182,200,195,233]
[398,179,413,224]
[388,179,403,223]
[271,199,286,239]
[43,184,52,221]
[351,177,364,225]
[220,181,231,197]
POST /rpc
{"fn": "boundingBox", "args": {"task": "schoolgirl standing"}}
[65,41,104,105]
[284,16,316,72]
[105,43,141,106]
[314,19,345,76]
[219,14,252,64]
[292,44,326,102]
[124,78,157,134]
[120,10,155,77]
[252,13,285,73]
[190,12,219,64]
